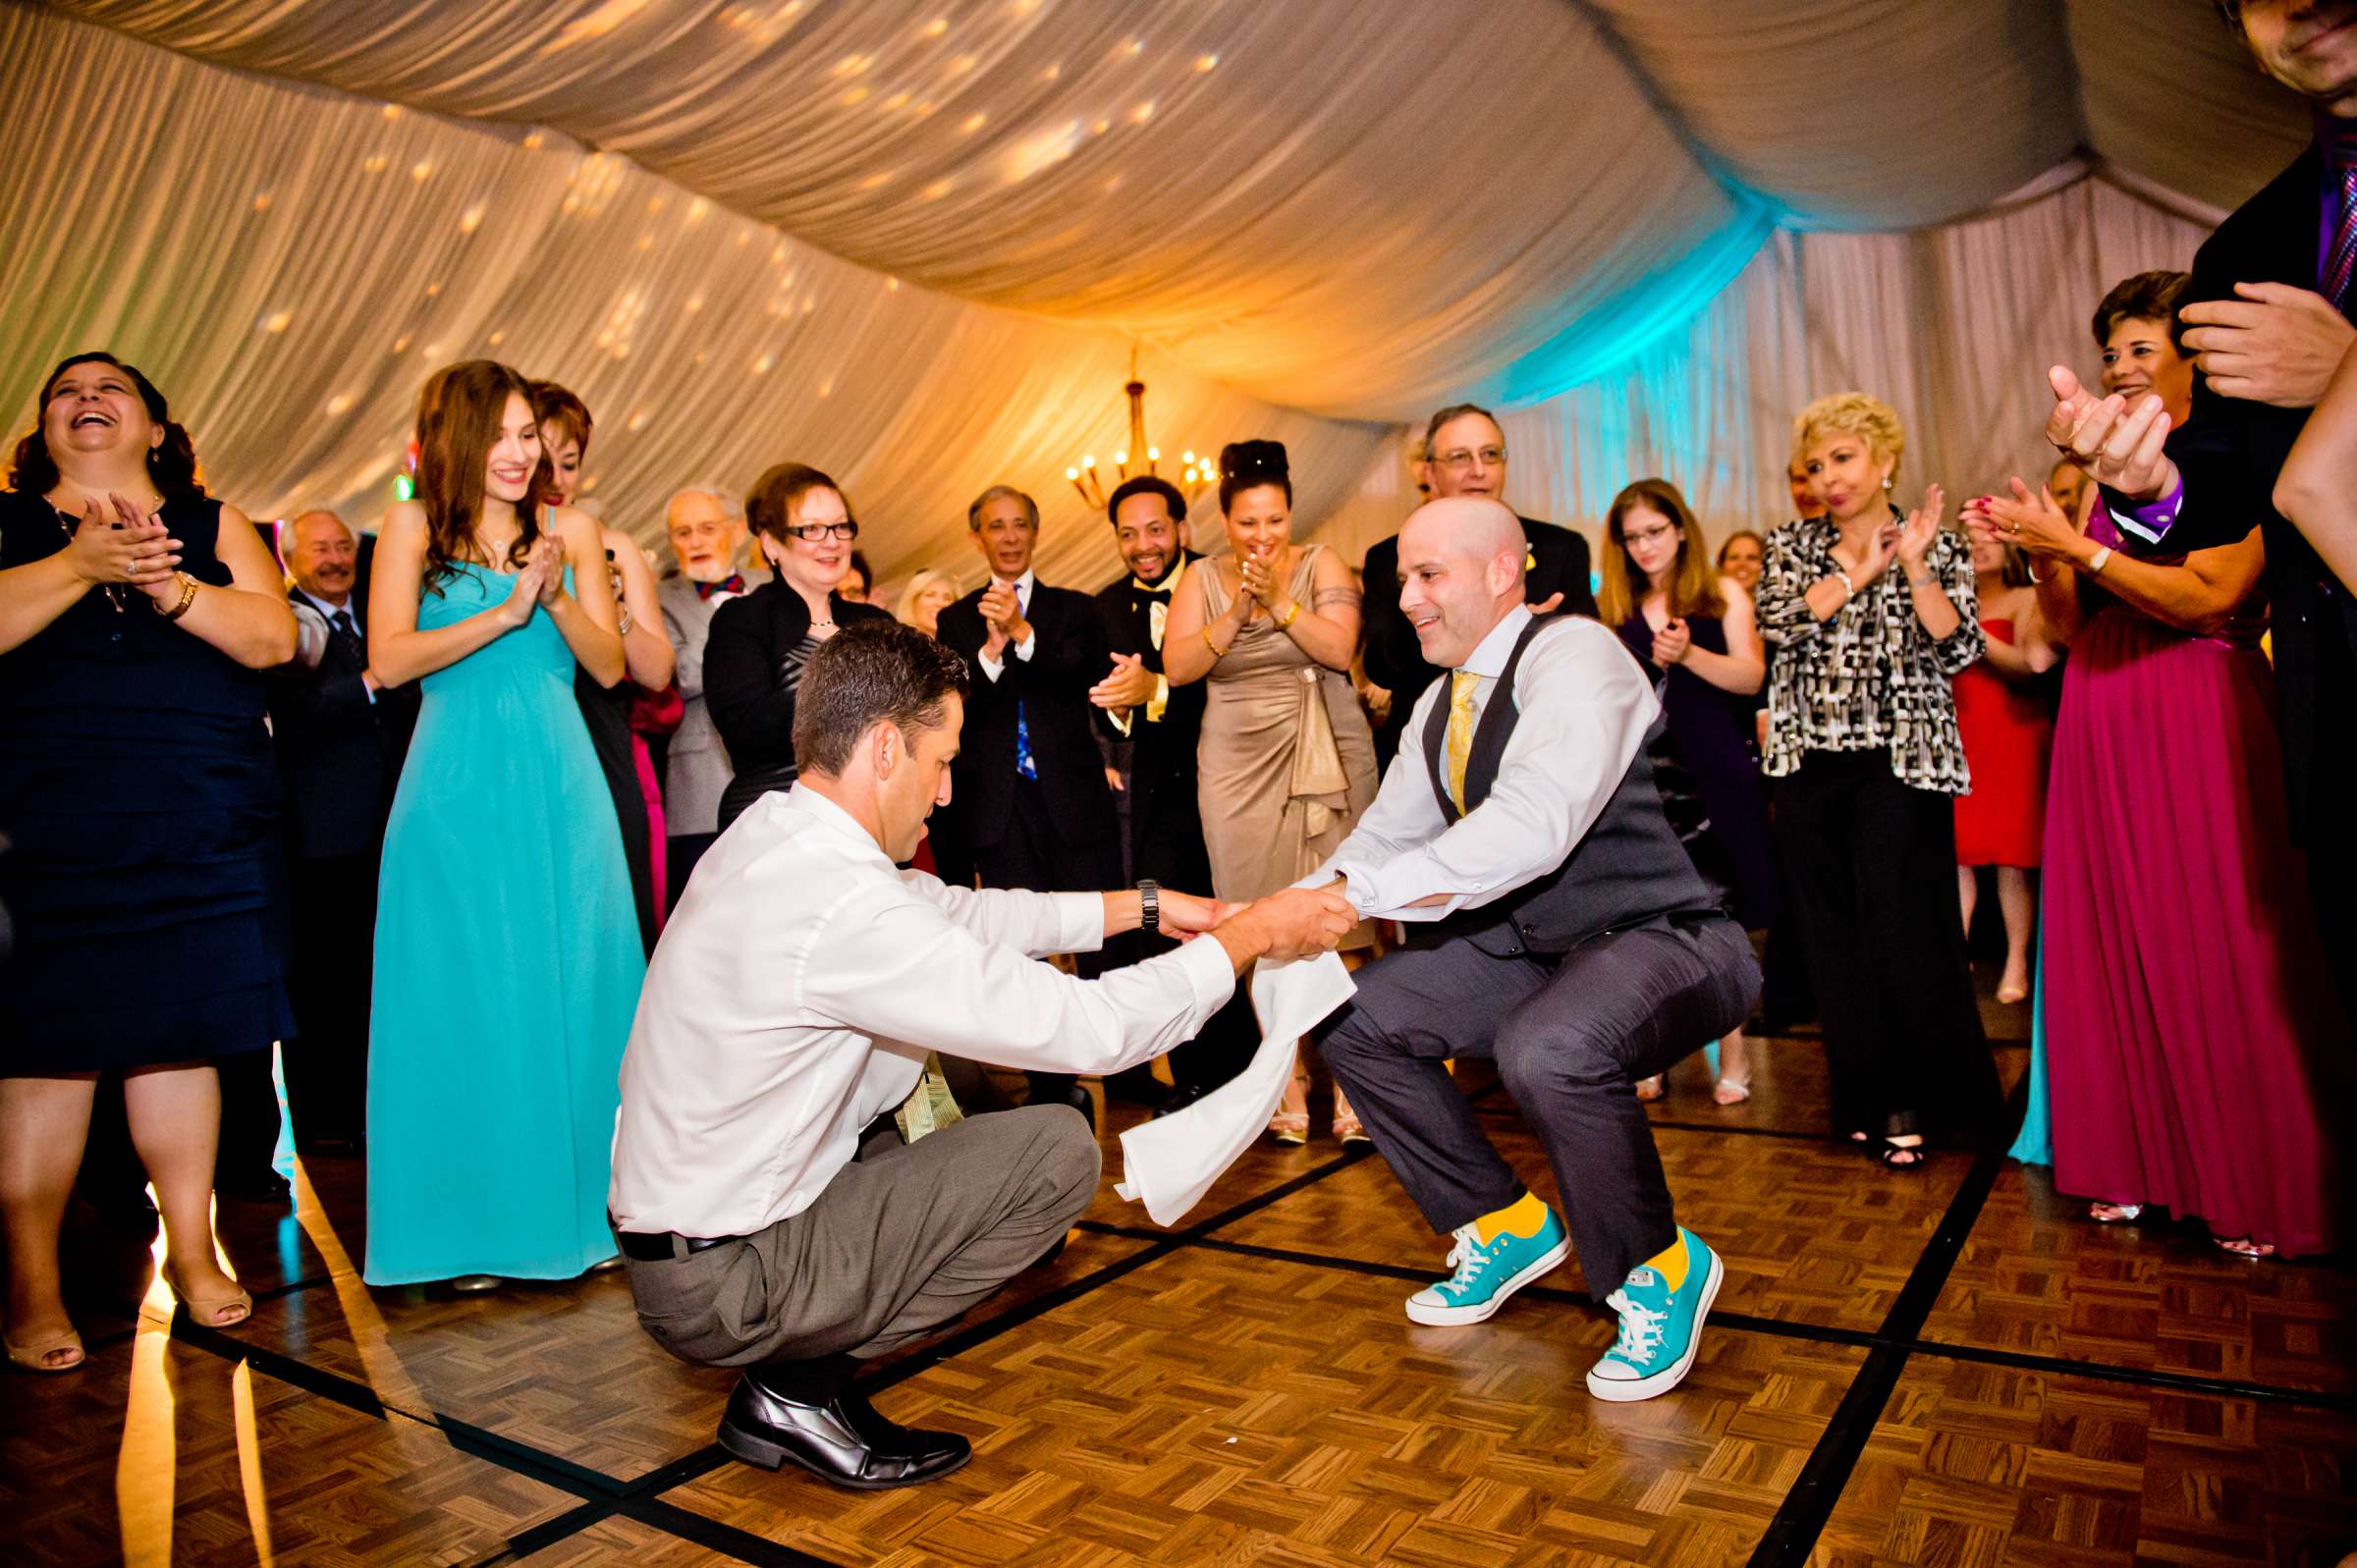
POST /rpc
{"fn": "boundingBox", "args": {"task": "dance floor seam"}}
[92,1063,2357,1567]
[145,1141,1391,1565]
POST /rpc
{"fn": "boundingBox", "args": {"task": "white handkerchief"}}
[1113,951,1357,1226]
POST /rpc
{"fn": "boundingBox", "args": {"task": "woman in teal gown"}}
[363,360,643,1287]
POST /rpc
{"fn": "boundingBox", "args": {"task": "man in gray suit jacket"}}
[659,483,769,910]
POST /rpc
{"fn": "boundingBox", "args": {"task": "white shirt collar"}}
[1000,568,1038,603]
[1458,604,1533,680]
[775,783,893,869]
[295,585,354,616]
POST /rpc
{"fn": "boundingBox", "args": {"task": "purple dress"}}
[1615,612,1775,929]
[2041,499,2344,1255]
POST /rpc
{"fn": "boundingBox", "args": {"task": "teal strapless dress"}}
[365,565,645,1284]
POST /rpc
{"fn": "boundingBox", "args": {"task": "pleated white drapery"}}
[0,0,2304,594]
[0,5,1394,596]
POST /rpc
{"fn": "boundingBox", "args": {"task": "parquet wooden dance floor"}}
[7,996,2355,1566]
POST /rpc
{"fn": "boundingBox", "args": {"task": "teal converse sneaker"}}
[1403,1206,1569,1326]
[1585,1227,1722,1401]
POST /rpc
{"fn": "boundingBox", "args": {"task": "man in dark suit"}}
[2058,0,2357,1020]
[1361,403,1597,768]
[1090,477,1261,1111]
[267,510,418,1155]
[935,485,1125,1120]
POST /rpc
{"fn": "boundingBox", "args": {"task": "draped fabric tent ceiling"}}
[0,0,2312,588]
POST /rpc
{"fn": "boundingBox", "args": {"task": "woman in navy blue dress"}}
[1600,479,1772,1104]
[0,353,300,1371]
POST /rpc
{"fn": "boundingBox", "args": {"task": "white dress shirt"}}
[973,568,1037,681]
[1310,607,1657,920]
[608,784,1235,1238]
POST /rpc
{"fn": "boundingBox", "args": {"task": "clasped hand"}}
[1963,478,2079,562]
[67,493,181,600]
[1237,548,1290,618]
[1089,651,1157,710]
[2044,366,2178,502]
[501,537,567,626]
[978,581,1029,653]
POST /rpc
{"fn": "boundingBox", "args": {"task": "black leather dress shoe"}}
[718,1375,970,1489]
[1151,1083,1210,1119]
[1037,1080,1096,1130]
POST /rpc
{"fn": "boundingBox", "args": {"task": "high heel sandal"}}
[2213,1234,2276,1260]
[161,1265,252,1329]
[1874,1138,1926,1170]
[1634,1075,1666,1103]
[5,1324,85,1373]
[2088,1202,2143,1224]
[1332,1111,1372,1148]
[1711,1070,1752,1107]
[1270,1068,1310,1146]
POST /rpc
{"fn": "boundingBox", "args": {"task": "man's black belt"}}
[614,1229,740,1262]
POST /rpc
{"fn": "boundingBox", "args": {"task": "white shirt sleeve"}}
[902,872,1105,957]
[1314,624,1657,920]
[801,882,1236,1078]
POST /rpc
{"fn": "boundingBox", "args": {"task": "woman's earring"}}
[1882,476,1893,490]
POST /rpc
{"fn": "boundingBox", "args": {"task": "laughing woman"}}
[0,352,299,1369]
[363,360,644,1289]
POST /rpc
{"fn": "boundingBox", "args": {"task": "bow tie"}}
[695,573,746,600]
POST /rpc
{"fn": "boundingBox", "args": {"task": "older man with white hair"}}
[1308,496,1758,1403]
[659,482,768,909]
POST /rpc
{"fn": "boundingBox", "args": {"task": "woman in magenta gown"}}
[1970,271,2342,1258]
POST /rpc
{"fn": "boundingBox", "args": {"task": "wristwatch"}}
[1137,879,1160,935]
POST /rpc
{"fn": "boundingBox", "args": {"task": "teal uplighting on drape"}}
[1471,195,1777,413]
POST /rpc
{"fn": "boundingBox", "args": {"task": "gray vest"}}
[1421,615,1720,958]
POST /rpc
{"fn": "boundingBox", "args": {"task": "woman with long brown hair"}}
[363,359,643,1290]
[1600,479,1770,1104]
[0,351,298,1370]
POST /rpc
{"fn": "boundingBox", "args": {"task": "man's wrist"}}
[1208,905,1272,973]
[1101,889,1144,938]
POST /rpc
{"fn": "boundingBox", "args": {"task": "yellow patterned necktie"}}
[1446,669,1479,811]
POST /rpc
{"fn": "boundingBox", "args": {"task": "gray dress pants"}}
[1314,913,1758,1300]
[622,1103,1097,1370]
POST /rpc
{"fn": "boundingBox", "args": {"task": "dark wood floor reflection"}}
[5,992,2353,1566]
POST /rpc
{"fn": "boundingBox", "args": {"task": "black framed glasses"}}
[788,521,859,542]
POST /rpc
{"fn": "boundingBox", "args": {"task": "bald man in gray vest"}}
[1309,497,1758,1403]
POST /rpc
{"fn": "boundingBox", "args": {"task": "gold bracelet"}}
[154,571,198,622]
[1276,600,1301,630]
[1201,625,1228,660]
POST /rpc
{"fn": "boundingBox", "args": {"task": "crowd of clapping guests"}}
[5,167,2356,1371]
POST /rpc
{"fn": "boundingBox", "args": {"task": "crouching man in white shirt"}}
[609,620,1355,1490]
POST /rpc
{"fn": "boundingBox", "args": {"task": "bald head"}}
[287,510,358,605]
[1394,497,1527,670]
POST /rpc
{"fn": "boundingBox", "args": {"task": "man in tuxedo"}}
[658,484,768,911]
[2060,0,2357,1018]
[1089,477,1260,1111]
[935,485,1125,1121]
[1361,404,1597,768]
[267,510,418,1156]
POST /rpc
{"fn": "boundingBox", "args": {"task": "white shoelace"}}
[1604,1286,1666,1362]
[1437,1224,1492,1296]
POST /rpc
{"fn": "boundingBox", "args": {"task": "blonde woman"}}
[895,568,960,640]
[1757,394,1998,1167]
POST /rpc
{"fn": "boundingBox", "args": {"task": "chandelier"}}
[1066,348,1217,511]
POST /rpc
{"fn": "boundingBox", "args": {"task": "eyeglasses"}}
[787,521,859,542]
[1432,446,1505,471]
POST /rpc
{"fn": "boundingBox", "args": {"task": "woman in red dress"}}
[1951,532,2056,1003]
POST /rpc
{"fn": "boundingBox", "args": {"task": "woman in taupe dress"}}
[1165,440,1379,1145]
